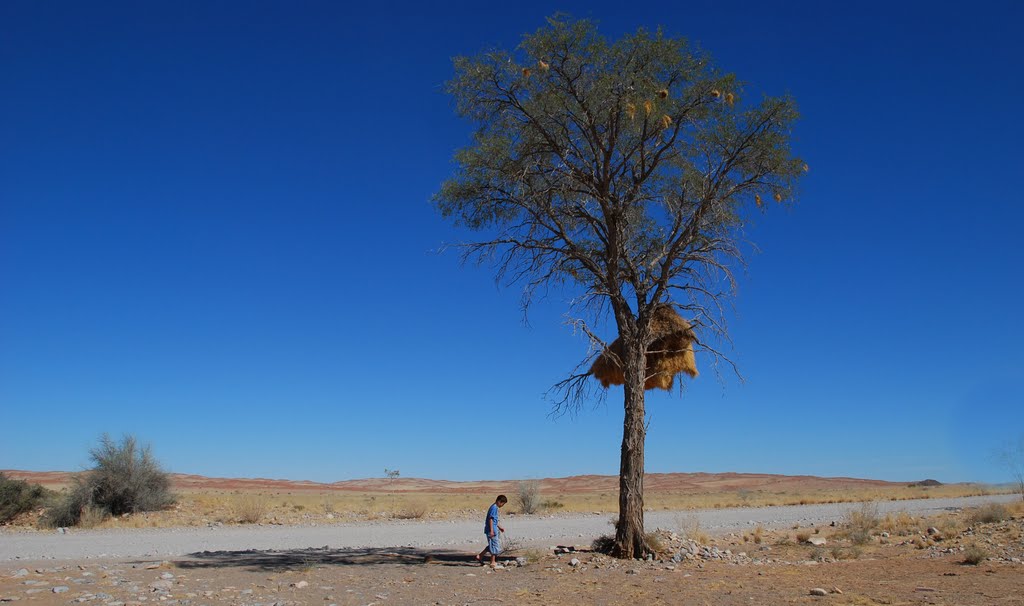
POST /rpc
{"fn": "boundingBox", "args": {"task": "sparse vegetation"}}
[843,501,880,545]
[233,496,267,524]
[962,542,989,565]
[394,502,429,520]
[42,434,174,527]
[677,514,710,544]
[516,480,541,515]
[969,503,1010,525]
[879,512,919,536]
[0,473,49,524]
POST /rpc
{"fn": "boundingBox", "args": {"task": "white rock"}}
[810,588,828,596]
[808,537,827,546]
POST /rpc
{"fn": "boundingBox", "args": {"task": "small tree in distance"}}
[436,16,803,557]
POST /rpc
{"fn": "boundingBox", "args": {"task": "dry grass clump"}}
[843,502,880,545]
[962,542,989,565]
[795,530,812,543]
[677,514,710,544]
[743,525,765,544]
[233,496,267,524]
[879,512,919,536]
[393,502,429,520]
[645,531,666,556]
[590,305,698,391]
[78,505,107,529]
[969,503,1010,525]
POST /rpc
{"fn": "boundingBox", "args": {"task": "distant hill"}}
[2,469,907,494]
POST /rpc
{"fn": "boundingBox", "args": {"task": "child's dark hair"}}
[496,495,508,504]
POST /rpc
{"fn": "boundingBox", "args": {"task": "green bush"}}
[0,473,48,524]
[43,434,175,527]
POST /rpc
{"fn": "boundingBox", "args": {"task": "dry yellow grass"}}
[9,473,1008,531]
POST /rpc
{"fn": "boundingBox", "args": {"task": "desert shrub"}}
[0,473,49,524]
[962,543,989,565]
[969,503,1010,525]
[516,480,541,514]
[86,435,174,516]
[795,530,812,543]
[541,499,565,510]
[41,483,91,528]
[234,496,267,524]
[43,435,174,527]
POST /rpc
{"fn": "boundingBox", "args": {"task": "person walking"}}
[476,494,507,567]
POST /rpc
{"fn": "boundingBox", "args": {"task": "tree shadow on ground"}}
[169,546,513,572]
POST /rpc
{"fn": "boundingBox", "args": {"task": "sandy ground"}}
[2,495,1022,605]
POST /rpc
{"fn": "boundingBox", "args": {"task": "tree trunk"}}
[613,336,648,559]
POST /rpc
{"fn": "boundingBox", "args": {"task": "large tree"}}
[436,17,804,558]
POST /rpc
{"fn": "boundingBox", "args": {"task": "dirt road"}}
[1,494,1014,562]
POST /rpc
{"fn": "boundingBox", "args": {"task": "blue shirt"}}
[484,503,499,534]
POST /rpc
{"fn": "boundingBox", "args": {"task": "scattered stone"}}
[831,587,843,595]
[810,588,828,596]
[291,581,309,589]
[515,557,528,567]
[148,580,173,591]
[569,558,580,567]
[12,570,28,578]
[808,537,827,547]
[927,527,939,535]
[52,587,70,594]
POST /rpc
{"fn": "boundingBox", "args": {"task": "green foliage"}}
[0,473,49,524]
[436,16,804,315]
[43,434,174,527]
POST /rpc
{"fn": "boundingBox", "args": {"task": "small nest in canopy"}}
[589,305,698,391]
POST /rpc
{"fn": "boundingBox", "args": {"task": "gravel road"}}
[1,494,1015,562]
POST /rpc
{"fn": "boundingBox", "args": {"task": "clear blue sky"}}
[2,1,1022,485]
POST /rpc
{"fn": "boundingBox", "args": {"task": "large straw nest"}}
[589,305,698,391]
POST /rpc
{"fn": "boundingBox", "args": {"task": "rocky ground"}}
[2,501,1021,605]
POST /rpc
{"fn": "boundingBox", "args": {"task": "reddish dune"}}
[2,469,901,494]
